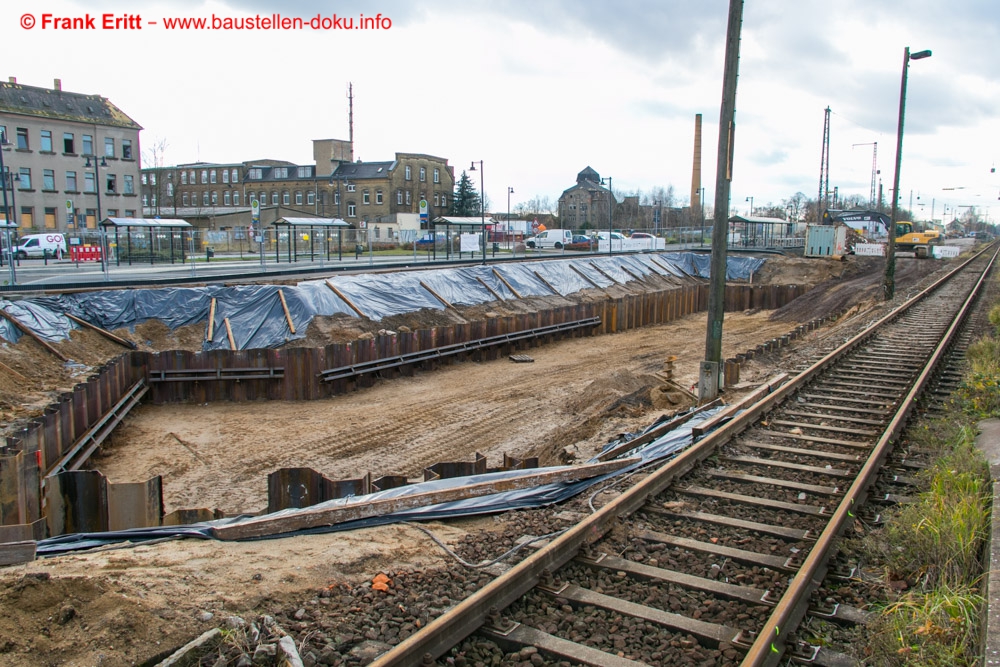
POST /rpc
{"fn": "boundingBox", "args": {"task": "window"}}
[419,167,426,182]
[182,193,189,206]
[433,168,440,184]
[295,191,303,205]
[248,168,263,180]
[189,170,195,183]
[180,171,187,185]
[396,190,403,205]
[84,172,95,193]
[106,174,116,193]
[18,168,30,189]
[203,192,209,206]
[16,128,28,150]
[224,191,231,205]
[125,210,136,218]
[273,167,288,178]
[0,126,5,144]
[82,134,93,155]
[149,196,155,208]
[20,207,33,228]
[43,169,55,190]
[346,182,355,192]
[271,191,278,205]
[123,175,134,194]
[405,165,411,180]
[200,170,208,184]
[211,191,218,205]
[85,208,96,228]
[222,169,229,184]
[376,190,383,205]
[143,194,148,206]
[150,173,156,185]
[362,190,370,205]
[44,207,57,229]
[107,209,118,217]
[104,137,115,156]
[66,171,77,191]
[434,193,439,206]
[405,190,411,205]
[441,194,447,209]
[121,139,132,159]
[347,203,356,217]
[282,191,290,205]
[231,169,239,183]
[297,166,311,178]
[232,192,239,206]
[306,191,315,205]
[210,170,217,184]
[334,191,340,205]
[141,174,147,185]
[40,130,53,152]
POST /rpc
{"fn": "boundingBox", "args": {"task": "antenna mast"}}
[348,83,354,148]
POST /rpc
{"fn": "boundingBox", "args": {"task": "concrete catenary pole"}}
[699,0,745,402]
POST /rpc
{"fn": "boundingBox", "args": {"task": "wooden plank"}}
[692,373,789,437]
[0,309,69,362]
[491,269,522,298]
[476,276,505,301]
[675,485,827,516]
[568,264,602,289]
[740,440,862,463]
[214,457,639,540]
[578,552,771,605]
[325,279,369,318]
[0,359,27,381]
[596,401,720,462]
[645,506,813,541]
[532,271,561,296]
[0,541,35,566]
[65,313,136,349]
[589,262,620,285]
[722,455,854,477]
[419,281,456,310]
[223,318,236,351]
[207,298,217,341]
[277,289,296,334]
[637,530,797,571]
[769,419,879,437]
[706,469,840,495]
[480,623,649,667]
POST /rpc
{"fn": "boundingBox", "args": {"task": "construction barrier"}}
[70,245,103,262]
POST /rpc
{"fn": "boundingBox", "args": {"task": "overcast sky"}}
[6,0,999,221]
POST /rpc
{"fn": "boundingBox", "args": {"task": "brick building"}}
[0,77,142,232]
[557,166,615,229]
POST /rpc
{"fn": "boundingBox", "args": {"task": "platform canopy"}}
[272,217,351,227]
[100,217,193,228]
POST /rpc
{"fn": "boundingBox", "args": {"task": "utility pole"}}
[817,106,831,220]
[700,0,744,402]
[852,142,878,209]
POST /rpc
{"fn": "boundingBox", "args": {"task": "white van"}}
[524,229,573,249]
[15,233,67,259]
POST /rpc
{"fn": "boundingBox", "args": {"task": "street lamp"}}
[85,155,111,281]
[469,160,485,264]
[699,187,706,246]
[746,195,754,217]
[601,176,613,255]
[507,186,514,258]
[884,46,932,301]
[0,132,16,284]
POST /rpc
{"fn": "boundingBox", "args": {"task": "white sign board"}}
[460,233,480,252]
[932,245,960,259]
[854,243,885,256]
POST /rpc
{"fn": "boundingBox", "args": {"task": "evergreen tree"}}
[451,171,481,216]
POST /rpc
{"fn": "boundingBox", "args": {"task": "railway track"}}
[361,245,997,667]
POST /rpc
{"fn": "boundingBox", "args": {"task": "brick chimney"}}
[8,77,16,84]
[54,78,62,91]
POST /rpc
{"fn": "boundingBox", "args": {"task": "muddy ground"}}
[0,253,950,666]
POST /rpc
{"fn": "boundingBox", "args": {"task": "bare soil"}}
[0,253,948,666]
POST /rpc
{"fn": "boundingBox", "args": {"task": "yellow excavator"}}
[895,222,940,258]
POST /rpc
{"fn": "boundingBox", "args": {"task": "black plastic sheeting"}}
[0,253,765,352]
[35,406,724,556]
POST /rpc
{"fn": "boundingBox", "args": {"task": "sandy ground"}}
[0,252,953,666]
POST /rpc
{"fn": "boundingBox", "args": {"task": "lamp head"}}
[910,49,932,60]
[469,161,477,171]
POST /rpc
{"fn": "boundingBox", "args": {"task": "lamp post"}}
[746,195,754,217]
[507,186,514,258]
[85,155,110,281]
[884,46,932,301]
[0,132,16,284]
[469,160,485,264]
[601,176,613,255]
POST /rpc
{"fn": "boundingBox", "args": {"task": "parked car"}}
[566,235,596,251]
[596,231,626,240]
[525,229,573,249]
[629,232,656,239]
[415,233,444,249]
